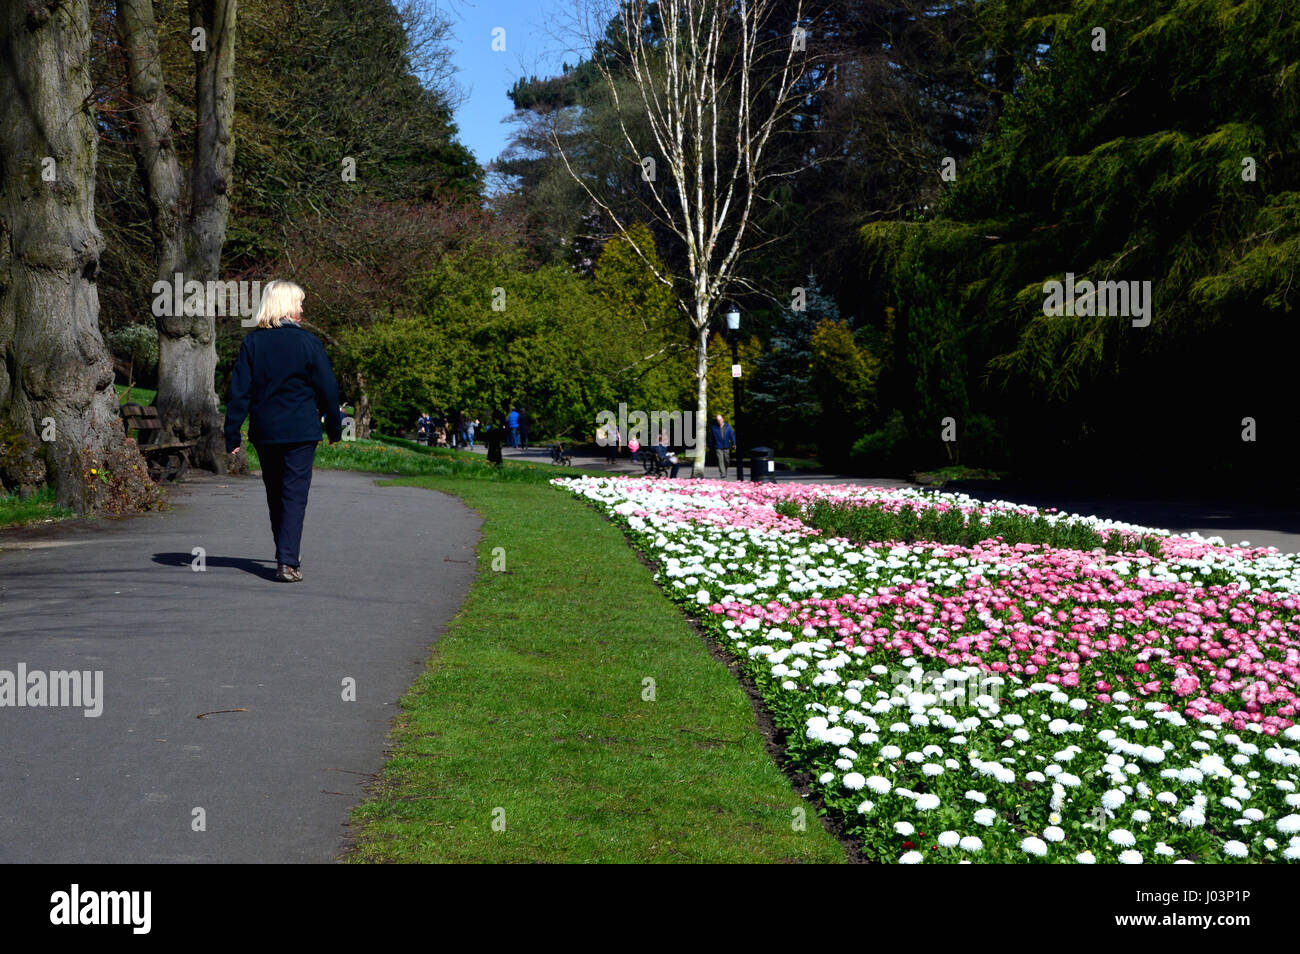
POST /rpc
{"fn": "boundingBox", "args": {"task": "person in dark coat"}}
[452,409,466,449]
[485,411,506,465]
[225,279,343,582]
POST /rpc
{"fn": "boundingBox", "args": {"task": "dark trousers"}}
[255,441,317,568]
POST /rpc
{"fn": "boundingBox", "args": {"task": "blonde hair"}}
[253,279,305,328]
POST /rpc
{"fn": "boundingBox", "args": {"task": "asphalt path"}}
[0,469,480,862]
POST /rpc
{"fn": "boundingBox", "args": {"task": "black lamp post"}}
[726,305,743,481]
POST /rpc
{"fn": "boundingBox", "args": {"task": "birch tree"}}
[558,0,821,475]
[116,0,235,471]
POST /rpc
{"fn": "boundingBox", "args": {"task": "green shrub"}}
[960,413,1008,468]
[849,409,910,471]
[107,324,159,378]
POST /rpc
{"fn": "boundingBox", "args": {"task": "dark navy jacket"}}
[224,322,343,452]
[708,422,736,450]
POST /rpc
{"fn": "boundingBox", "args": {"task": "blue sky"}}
[441,0,588,168]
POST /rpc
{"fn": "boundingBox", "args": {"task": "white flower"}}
[1108,828,1136,847]
[1278,814,1300,835]
[1075,851,1096,864]
[916,793,941,811]
[843,772,866,791]
[866,775,891,795]
[857,800,874,814]
[1156,791,1177,805]
[899,850,923,864]
[973,808,996,827]
[1118,850,1143,864]
[1043,826,1065,843]
[1223,841,1249,859]
[818,772,834,784]
[1132,810,1151,824]
[1020,837,1048,857]
[937,830,960,848]
[959,836,983,852]
[894,821,914,836]
[1141,745,1165,764]
[1101,790,1125,811]
[880,745,902,759]
[1178,807,1206,828]
[965,790,987,804]
[922,763,944,777]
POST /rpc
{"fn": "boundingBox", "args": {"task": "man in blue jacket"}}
[506,406,520,448]
[708,413,737,480]
[225,280,343,582]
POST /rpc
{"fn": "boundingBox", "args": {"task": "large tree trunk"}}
[117,0,236,473]
[0,0,135,512]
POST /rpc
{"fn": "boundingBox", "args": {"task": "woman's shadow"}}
[152,552,280,580]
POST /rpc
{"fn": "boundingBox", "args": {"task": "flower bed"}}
[554,476,1300,863]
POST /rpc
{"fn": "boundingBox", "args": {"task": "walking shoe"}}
[276,564,303,582]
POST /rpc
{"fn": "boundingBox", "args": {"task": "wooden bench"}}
[549,443,573,466]
[120,403,194,482]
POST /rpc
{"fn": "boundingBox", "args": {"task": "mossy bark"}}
[117,0,236,473]
[0,0,138,512]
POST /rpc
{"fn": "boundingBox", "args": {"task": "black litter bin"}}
[750,446,776,483]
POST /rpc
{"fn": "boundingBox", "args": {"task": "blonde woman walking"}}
[224,280,343,582]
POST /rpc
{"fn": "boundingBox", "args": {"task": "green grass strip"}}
[345,476,845,863]
[0,486,73,528]
[114,383,157,406]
